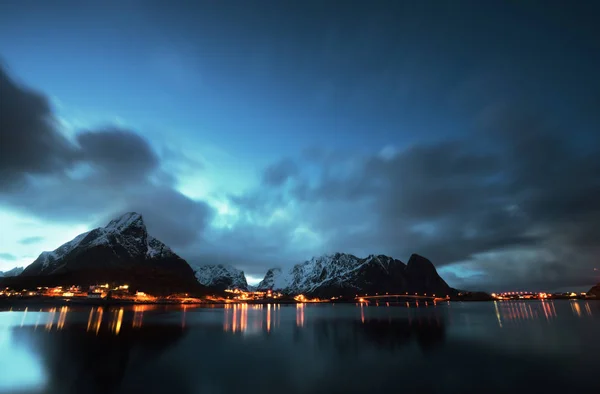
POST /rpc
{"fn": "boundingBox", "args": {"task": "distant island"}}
[1,212,598,305]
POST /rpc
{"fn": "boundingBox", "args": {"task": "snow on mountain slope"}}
[256,268,291,291]
[257,253,452,298]
[0,267,24,277]
[192,264,249,291]
[22,212,178,276]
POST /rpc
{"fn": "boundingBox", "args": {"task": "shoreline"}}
[0,296,596,310]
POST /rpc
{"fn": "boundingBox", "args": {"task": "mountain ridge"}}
[4,213,455,297]
[257,252,454,298]
[192,264,249,291]
[0,266,24,277]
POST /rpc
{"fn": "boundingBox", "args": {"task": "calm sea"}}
[1,300,599,394]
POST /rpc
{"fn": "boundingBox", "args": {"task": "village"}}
[0,284,327,305]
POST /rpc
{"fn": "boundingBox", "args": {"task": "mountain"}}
[192,264,249,291]
[0,266,24,277]
[588,284,600,297]
[256,253,454,298]
[6,212,205,295]
[256,268,289,292]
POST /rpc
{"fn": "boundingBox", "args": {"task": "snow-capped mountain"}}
[16,212,204,295]
[256,268,289,291]
[0,266,24,277]
[256,253,453,298]
[192,264,249,291]
[23,212,176,276]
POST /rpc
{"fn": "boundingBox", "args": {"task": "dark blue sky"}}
[1,1,599,290]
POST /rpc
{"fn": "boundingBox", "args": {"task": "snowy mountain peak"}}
[192,264,249,291]
[256,267,288,291]
[105,212,145,231]
[22,212,176,276]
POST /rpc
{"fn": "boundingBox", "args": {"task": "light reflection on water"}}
[490,300,593,327]
[0,300,599,393]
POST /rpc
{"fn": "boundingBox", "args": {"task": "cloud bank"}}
[1,59,599,291]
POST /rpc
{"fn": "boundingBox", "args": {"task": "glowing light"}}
[296,303,305,327]
[571,301,582,318]
[87,308,95,331]
[132,305,144,328]
[45,308,56,331]
[57,306,68,330]
[95,307,103,335]
[19,308,28,328]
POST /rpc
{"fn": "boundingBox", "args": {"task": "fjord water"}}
[1,301,599,394]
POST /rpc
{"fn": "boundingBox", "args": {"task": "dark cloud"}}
[223,103,600,290]
[0,65,75,190]
[262,158,299,186]
[18,236,45,245]
[116,187,213,248]
[0,63,213,255]
[76,129,160,183]
[0,253,17,261]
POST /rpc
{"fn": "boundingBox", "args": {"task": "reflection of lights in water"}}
[296,303,305,327]
[86,308,95,332]
[181,305,187,329]
[571,301,582,318]
[360,303,365,324]
[132,305,144,329]
[115,308,123,335]
[232,305,238,331]
[584,303,593,317]
[242,303,248,332]
[223,304,230,331]
[223,304,250,333]
[223,303,282,334]
[34,310,41,330]
[45,308,56,331]
[277,304,281,328]
[57,307,68,330]
[20,307,28,327]
[493,301,562,324]
[493,301,503,328]
[95,307,103,335]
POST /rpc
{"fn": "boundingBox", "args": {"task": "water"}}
[0,300,599,394]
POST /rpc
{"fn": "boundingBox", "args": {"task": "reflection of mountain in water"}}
[306,316,446,354]
[12,307,188,394]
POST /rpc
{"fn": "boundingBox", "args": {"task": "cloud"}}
[18,236,44,245]
[0,62,213,255]
[262,158,299,186]
[76,129,160,183]
[220,104,600,289]
[1,57,598,291]
[0,65,75,190]
[0,253,17,261]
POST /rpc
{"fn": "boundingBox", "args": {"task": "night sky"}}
[1,0,599,291]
